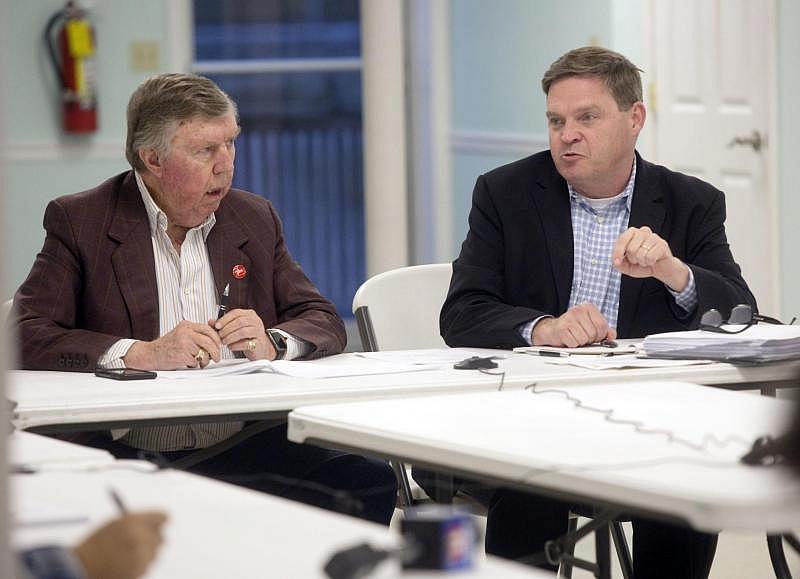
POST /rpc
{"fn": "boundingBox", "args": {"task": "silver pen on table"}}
[109,487,128,514]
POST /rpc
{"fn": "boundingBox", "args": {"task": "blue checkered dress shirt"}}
[519,162,697,344]
[567,164,636,329]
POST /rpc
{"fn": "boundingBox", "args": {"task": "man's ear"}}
[139,148,163,177]
[631,101,646,133]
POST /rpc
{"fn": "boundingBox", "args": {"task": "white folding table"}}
[10,433,553,579]
[288,381,800,577]
[8,349,800,433]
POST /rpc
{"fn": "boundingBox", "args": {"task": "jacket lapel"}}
[530,163,573,312]
[108,173,160,340]
[618,154,666,336]
[207,214,252,310]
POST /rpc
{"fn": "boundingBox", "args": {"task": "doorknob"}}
[727,130,764,152]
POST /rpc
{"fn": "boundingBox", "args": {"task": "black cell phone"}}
[94,368,157,380]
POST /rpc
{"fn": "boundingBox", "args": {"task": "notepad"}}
[514,342,641,356]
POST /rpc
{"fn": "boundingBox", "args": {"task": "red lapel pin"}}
[232,264,247,279]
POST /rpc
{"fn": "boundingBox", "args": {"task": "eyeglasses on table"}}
[699,304,795,335]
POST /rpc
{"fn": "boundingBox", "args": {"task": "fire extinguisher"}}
[45,1,98,133]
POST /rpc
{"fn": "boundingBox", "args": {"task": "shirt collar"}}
[568,159,637,212]
[134,171,216,240]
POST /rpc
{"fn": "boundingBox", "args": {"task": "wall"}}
[778,0,800,319]
[1,0,176,297]
[448,0,615,256]
[3,0,799,318]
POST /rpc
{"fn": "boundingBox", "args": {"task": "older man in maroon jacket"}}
[12,73,396,524]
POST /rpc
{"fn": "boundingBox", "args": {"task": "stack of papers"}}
[643,324,800,363]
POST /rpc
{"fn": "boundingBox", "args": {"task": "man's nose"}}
[214,146,235,174]
[560,120,581,143]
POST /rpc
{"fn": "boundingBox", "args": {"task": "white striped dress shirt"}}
[102,173,241,450]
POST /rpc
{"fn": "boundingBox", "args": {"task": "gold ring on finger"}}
[195,348,208,364]
[247,339,257,352]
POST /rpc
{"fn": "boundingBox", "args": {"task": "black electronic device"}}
[323,543,390,579]
[267,329,288,360]
[453,356,497,370]
[740,434,791,466]
[94,368,157,380]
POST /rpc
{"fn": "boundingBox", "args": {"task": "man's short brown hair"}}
[126,73,238,172]
[541,46,643,111]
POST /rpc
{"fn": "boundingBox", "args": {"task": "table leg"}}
[431,472,454,504]
[610,521,634,579]
[390,460,414,507]
[767,534,793,579]
[595,523,611,579]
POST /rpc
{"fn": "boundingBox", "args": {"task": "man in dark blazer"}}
[12,73,396,524]
[439,47,756,577]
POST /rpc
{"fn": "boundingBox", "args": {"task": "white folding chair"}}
[352,263,451,352]
[352,263,452,505]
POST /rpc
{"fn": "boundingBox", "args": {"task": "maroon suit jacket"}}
[13,171,346,371]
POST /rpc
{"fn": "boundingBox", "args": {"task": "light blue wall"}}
[449,0,615,255]
[1,1,173,297]
[450,0,612,133]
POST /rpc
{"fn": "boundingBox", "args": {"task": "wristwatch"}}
[266,329,287,360]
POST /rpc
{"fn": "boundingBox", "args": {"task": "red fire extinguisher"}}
[45,1,98,133]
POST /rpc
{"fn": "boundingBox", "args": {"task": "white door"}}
[651,0,777,314]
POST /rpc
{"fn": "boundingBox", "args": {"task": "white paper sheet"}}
[269,359,440,378]
[11,497,89,528]
[354,348,490,365]
[542,354,715,370]
[155,355,441,379]
[156,358,272,379]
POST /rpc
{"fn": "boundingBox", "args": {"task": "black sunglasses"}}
[699,304,792,334]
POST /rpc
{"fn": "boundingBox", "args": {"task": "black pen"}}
[217,283,230,320]
[109,487,128,514]
[535,350,570,358]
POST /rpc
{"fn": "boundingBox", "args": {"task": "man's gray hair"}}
[541,46,643,111]
[126,73,238,171]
